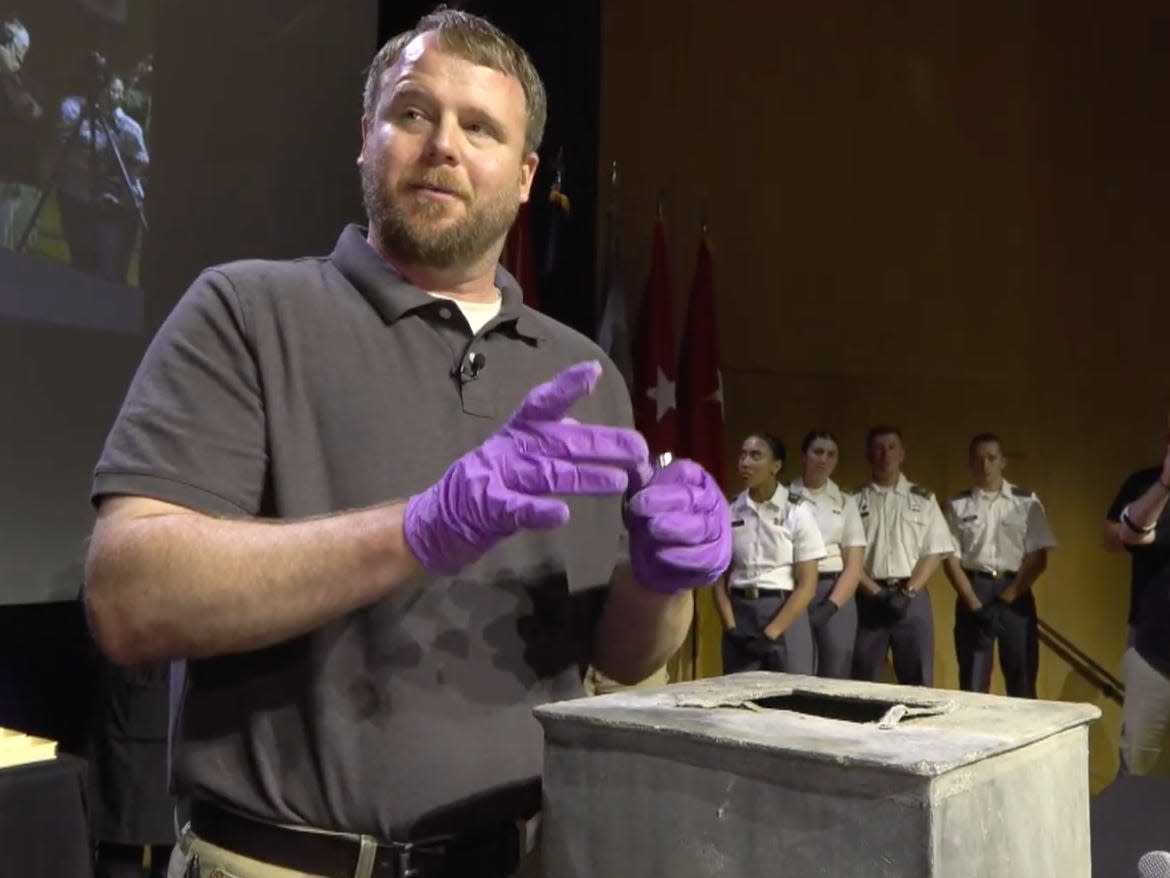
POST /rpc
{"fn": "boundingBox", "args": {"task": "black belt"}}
[962,567,1017,580]
[729,585,788,600]
[190,800,521,878]
[878,578,909,589]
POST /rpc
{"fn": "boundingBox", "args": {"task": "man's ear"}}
[357,116,370,166]
[517,152,539,203]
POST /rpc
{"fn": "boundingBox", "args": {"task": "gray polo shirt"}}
[91,225,632,839]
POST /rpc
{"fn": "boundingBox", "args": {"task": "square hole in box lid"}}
[750,690,950,725]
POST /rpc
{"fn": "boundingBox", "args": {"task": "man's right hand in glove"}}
[725,629,773,658]
[882,588,912,617]
[972,601,1003,635]
[745,633,776,660]
[404,361,649,575]
[725,628,753,649]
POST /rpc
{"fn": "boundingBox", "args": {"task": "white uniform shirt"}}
[789,476,867,574]
[728,483,827,591]
[854,474,954,580]
[945,480,1057,575]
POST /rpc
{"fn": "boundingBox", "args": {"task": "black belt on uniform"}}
[878,578,909,590]
[962,567,1017,580]
[189,800,521,878]
[729,585,788,600]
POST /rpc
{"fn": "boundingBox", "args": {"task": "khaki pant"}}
[0,182,39,249]
[167,823,541,878]
[1120,647,1170,777]
[582,664,669,695]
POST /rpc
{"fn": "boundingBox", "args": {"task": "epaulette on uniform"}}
[909,484,934,499]
[1011,485,1035,498]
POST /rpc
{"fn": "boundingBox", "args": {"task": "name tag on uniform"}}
[731,519,745,527]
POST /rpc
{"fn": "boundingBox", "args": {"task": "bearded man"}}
[83,9,730,878]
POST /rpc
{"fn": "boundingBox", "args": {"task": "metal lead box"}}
[535,673,1099,877]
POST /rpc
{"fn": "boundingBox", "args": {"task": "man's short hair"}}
[968,432,1003,457]
[362,7,547,155]
[866,424,904,448]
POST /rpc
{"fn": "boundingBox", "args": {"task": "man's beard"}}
[362,159,520,271]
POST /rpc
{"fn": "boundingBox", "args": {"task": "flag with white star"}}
[631,218,678,454]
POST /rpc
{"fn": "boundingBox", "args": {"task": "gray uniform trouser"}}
[853,583,934,686]
[810,573,857,679]
[722,589,814,675]
[954,569,1038,698]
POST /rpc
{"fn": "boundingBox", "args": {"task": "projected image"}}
[1,0,152,287]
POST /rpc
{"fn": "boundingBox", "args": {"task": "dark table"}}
[0,754,93,878]
[1092,773,1170,876]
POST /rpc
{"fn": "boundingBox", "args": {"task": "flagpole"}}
[601,160,617,320]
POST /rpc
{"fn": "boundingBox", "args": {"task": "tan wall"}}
[600,0,1170,791]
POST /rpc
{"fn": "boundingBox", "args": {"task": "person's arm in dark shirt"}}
[1104,464,1165,551]
[1118,446,1170,545]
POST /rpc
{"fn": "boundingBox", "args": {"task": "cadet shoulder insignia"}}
[1011,485,1035,498]
[909,484,933,499]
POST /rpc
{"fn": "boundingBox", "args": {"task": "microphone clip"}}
[454,350,486,384]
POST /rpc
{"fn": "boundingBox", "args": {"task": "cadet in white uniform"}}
[715,433,827,674]
[853,426,954,686]
[943,433,1056,698]
[789,430,867,679]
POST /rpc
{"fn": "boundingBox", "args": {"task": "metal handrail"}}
[1036,618,1125,705]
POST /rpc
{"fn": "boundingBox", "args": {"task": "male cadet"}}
[853,426,954,686]
[943,433,1056,698]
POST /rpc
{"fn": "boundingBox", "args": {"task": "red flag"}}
[501,201,539,310]
[676,235,726,683]
[676,236,725,486]
[631,219,677,455]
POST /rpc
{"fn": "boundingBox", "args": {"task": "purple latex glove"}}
[404,361,649,575]
[625,458,732,594]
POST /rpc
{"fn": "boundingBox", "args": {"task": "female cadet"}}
[714,433,826,674]
[789,431,867,678]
